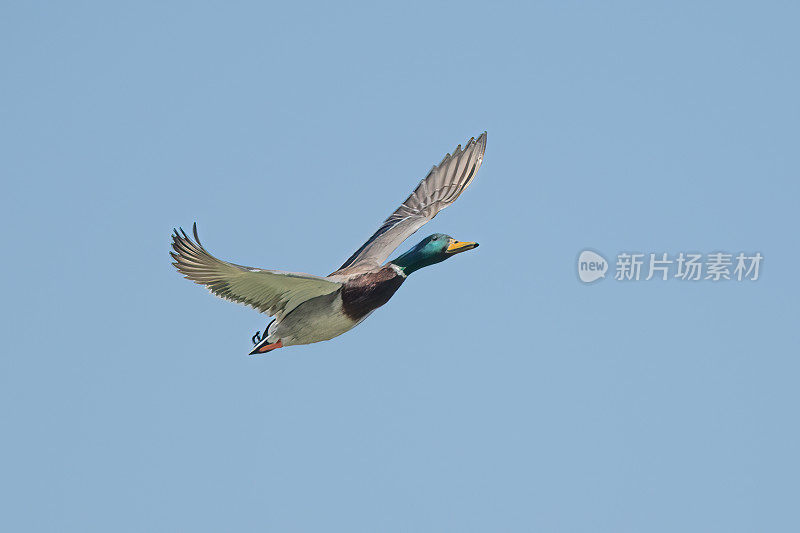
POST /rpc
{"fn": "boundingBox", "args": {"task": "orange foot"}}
[249,339,283,355]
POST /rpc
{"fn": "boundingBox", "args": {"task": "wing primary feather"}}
[193,222,202,246]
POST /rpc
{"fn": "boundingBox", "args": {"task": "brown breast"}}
[340,266,405,321]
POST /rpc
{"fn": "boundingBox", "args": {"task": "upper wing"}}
[335,132,486,273]
[171,224,342,318]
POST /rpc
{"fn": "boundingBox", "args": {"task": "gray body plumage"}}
[265,291,361,346]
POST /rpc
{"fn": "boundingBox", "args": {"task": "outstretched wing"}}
[335,132,486,273]
[171,224,342,318]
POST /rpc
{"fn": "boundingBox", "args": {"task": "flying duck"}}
[171,132,486,354]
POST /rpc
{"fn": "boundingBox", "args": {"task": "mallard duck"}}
[171,132,486,354]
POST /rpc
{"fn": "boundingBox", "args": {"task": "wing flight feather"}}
[171,224,341,318]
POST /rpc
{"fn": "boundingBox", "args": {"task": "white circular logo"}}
[578,250,608,283]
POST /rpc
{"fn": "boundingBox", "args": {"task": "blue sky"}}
[2,2,798,531]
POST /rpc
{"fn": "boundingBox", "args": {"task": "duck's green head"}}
[390,233,479,275]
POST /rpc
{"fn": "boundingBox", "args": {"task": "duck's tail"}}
[249,318,280,355]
